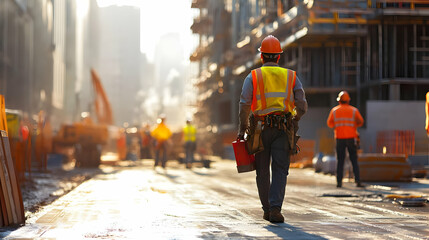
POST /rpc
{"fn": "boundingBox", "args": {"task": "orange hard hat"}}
[258,35,283,54]
[337,91,350,102]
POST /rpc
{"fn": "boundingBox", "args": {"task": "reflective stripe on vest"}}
[251,67,296,116]
[333,108,356,128]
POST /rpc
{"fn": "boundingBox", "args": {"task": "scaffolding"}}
[190,0,429,155]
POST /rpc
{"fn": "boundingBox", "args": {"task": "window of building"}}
[306,93,330,108]
[400,84,414,100]
[381,85,389,100]
[416,84,429,100]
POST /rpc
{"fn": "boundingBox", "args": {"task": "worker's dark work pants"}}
[184,141,195,164]
[255,127,290,212]
[336,138,360,184]
[155,143,167,168]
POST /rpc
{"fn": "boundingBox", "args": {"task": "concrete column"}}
[356,37,361,108]
[231,79,238,127]
[389,84,400,100]
[378,24,382,80]
[231,0,237,47]
[413,24,417,78]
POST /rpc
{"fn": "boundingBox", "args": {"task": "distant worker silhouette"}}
[183,119,197,169]
[151,114,172,168]
[140,122,153,159]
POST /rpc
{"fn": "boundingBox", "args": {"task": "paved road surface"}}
[1,159,428,239]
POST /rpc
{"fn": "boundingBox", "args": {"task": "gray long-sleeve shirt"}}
[238,62,308,134]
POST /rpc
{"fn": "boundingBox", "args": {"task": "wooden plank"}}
[0,180,7,226]
[409,47,429,51]
[0,134,16,224]
[1,130,25,224]
[0,95,8,226]
[0,204,3,226]
[377,0,429,3]
[0,95,7,132]
[415,61,429,65]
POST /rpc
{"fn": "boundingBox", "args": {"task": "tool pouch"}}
[286,116,300,155]
[290,135,300,155]
[246,114,264,155]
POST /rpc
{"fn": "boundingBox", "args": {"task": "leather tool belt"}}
[254,112,299,154]
[255,112,292,130]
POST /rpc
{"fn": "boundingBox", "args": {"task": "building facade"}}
[0,0,79,127]
[191,0,429,156]
[86,3,143,126]
[0,0,36,115]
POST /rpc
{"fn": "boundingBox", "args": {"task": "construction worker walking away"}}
[183,119,196,169]
[117,127,127,160]
[327,91,364,188]
[151,114,172,168]
[237,35,307,223]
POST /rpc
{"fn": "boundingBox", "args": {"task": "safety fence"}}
[0,95,25,226]
[376,130,415,156]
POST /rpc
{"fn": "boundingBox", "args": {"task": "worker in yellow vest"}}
[151,114,172,168]
[183,119,196,169]
[237,35,307,223]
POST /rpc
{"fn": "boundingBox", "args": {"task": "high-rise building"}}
[85,3,143,126]
[0,0,79,127]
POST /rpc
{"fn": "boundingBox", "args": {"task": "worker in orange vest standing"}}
[327,91,364,188]
[238,35,307,223]
[425,91,429,136]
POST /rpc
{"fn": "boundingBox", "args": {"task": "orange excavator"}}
[53,69,113,167]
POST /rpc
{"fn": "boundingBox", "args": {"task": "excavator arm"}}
[53,69,113,167]
[91,68,113,125]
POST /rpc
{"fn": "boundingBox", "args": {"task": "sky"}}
[97,0,195,63]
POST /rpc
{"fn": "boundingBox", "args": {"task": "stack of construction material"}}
[290,139,315,168]
[376,130,415,156]
[0,130,25,226]
[0,96,25,226]
[358,154,412,182]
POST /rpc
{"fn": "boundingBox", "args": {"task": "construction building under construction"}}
[190,0,429,156]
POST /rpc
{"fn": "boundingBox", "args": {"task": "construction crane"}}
[53,69,113,167]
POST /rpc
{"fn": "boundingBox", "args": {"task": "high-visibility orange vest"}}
[251,67,296,116]
[425,92,429,136]
[327,104,364,139]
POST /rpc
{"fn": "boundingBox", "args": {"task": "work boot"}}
[269,209,284,223]
[336,183,342,188]
[263,211,270,221]
[356,182,365,188]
